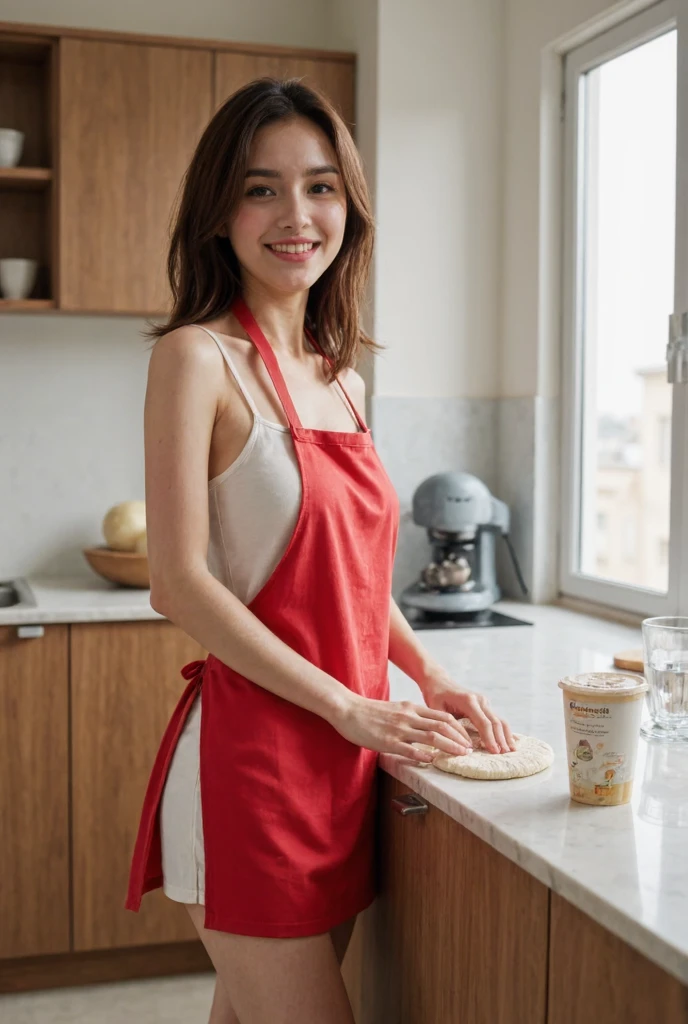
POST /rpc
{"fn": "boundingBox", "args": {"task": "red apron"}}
[125,295,400,937]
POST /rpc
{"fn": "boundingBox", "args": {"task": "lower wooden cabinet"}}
[70,621,205,951]
[358,772,550,1024]
[4,618,688,1013]
[549,892,688,1024]
[0,625,70,959]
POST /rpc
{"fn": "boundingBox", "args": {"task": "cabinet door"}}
[58,39,212,313]
[0,625,69,958]
[214,53,355,131]
[361,772,549,1024]
[549,893,688,1023]
[71,621,205,951]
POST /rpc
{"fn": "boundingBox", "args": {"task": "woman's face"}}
[227,116,348,297]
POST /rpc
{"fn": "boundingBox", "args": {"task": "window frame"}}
[559,0,688,617]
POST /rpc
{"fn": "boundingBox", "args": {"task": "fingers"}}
[462,696,501,753]
[406,726,471,758]
[411,706,473,750]
[501,718,518,751]
[469,697,515,753]
[396,699,516,757]
[413,705,471,744]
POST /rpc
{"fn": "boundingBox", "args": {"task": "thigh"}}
[186,905,355,1024]
[329,914,357,966]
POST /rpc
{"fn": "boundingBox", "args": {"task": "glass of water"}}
[641,617,688,742]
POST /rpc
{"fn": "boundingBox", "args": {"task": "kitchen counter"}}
[2,578,686,985]
[0,575,162,625]
[382,601,688,987]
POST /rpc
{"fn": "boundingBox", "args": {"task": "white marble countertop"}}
[0,575,162,625]
[382,601,688,987]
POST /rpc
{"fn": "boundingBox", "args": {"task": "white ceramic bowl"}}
[0,128,24,168]
[0,258,38,300]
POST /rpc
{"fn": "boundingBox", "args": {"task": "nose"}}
[276,188,311,234]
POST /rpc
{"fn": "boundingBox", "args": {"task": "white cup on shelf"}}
[0,129,24,168]
[0,258,39,300]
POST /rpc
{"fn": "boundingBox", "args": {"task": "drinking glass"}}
[641,617,688,742]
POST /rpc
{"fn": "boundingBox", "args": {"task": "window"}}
[561,0,688,616]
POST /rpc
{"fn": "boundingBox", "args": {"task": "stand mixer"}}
[399,471,529,624]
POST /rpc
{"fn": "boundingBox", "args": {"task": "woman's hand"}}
[331,693,477,764]
[422,675,517,754]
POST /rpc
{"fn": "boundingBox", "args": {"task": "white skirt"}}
[159,693,205,903]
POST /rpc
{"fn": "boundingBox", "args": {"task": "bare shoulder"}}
[146,327,229,416]
[148,323,225,376]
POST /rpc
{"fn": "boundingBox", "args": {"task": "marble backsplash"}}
[372,394,560,605]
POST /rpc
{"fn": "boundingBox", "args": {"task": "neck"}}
[239,279,310,361]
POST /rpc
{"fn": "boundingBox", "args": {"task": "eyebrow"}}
[244,164,340,178]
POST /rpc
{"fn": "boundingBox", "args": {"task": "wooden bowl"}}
[83,546,150,588]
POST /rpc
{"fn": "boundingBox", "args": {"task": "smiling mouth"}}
[265,241,320,253]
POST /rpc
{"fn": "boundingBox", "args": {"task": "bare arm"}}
[388,593,452,697]
[144,326,351,725]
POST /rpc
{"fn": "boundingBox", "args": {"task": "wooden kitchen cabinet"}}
[359,772,549,1024]
[0,20,356,316]
[214,51,355,130]
[0,625,70,958]
[58,39,212,313]
[70,620,205,951]
[549,892,688,1023]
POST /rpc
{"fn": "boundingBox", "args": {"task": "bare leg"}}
[207,975,240,1024]
[187,905,356,1024]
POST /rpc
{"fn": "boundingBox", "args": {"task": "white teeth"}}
[269,242,315,253]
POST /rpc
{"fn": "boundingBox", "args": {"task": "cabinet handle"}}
[391,793,429,816]
[16,625,45,639]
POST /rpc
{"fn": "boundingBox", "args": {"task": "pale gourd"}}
[133,531,148,555]
[102,501,146,552]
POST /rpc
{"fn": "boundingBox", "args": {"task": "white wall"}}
[328,0,379,406]
[373,0,504,399]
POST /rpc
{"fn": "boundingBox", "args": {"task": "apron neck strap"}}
[231,295,304,431]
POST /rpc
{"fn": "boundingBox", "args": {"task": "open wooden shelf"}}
[0,298,54,311]
[0,166,52,189]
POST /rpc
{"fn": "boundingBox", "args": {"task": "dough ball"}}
[102,501,146,551]
[133,531,148,555]
[414,718,554,780]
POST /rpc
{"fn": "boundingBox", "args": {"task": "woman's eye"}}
[246,186,274,197]
[310,183,335,194]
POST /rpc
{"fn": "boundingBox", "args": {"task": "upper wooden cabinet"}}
[214,52,355,130]
[58,39,212,314]
[0,22,356,315]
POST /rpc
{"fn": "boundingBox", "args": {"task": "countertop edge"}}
[379,755,688,989]
[0,606,165,625]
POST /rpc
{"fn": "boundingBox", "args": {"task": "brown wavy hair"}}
[147,76,383,381]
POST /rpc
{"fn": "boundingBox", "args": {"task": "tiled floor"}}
[0,973,216,1023]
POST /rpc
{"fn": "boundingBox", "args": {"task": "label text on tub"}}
[570,702,610,715]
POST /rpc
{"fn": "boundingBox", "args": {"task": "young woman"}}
[125,77,516,1024]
